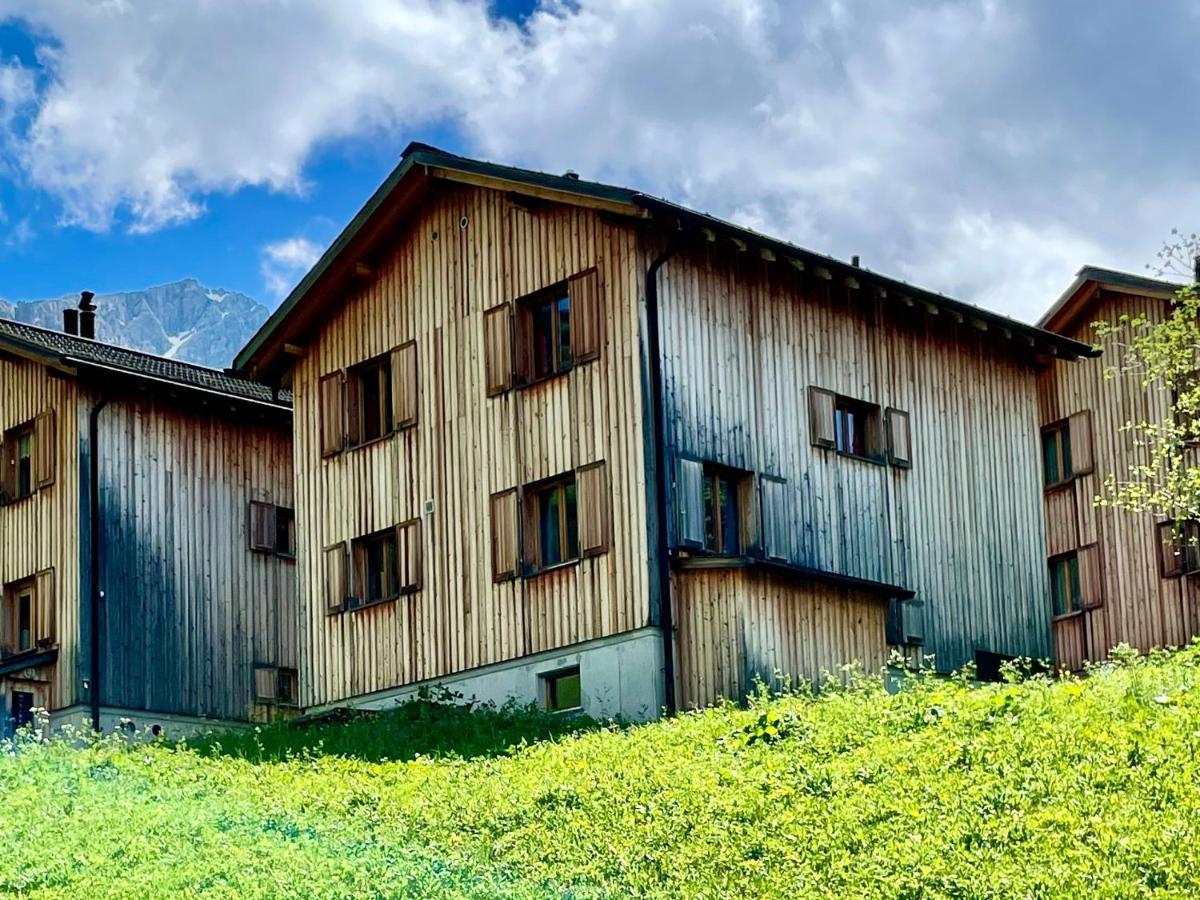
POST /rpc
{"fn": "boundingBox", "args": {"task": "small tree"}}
[1093,231,1200,520]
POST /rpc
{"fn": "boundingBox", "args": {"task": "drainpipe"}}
[88,396,110,731]
[645,236,684,714]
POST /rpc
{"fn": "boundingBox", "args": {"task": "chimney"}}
[78,291,97,340]
[851,255,861,268]
[63,307,79,336]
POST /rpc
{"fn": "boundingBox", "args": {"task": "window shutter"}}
[324,542,347,614]
[34,411,55,489]
[254,665,279,702]
[35,568,55,645]
[392,341,419,429]
[759,475,789,561]
[514,303,534,386]
[319,372,345,457]
[808,387,836,449]
[484,304,514,396]
[577,461,611,557]
[397,518,422,592]
[885,408,912,468]
[249,501,276,552]
[0,436,10,503]
[676,458,705,548]
[903,599,924,644]
[569,268,603,363]
[490,488,519,581]
[1078,544,1104,609]
[521,488,542,574]
[1068,410,1094,476]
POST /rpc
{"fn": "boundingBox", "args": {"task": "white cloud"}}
[260,236,324,299]
[1,1,1199,318]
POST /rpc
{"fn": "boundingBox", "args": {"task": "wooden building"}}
[0,311,295,736]
[233,144,1091,718]
[1037,266,1198,669]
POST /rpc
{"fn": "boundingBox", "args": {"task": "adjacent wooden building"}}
[234,143,1091,717]
[1037,266,1198,669]
[0,313,296,736]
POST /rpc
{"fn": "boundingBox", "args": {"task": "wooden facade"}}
[1038,269,1200,669]
[236,143,1091,714]
[0,321,295,733]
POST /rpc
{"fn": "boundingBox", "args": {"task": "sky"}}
[0,1,1196,323]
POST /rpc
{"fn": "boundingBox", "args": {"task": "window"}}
[703,467,741,555]
[348,355,394,446]
[525,287,572,382]
[1158,520,1200,578]
[10,690,33,732]
[1049,553,1082,617]
[277,668,299,706]
[352,529,400,607]
[525,475,579,571]
[2,423,34,503]
[1042,421,1072,487]
[2,579,37,657]
[346,521,421,610]
[253,666,299,706]
[249,502,295,557]
[543,667,582,712]
[808,387,888,463]
[834,397,882,459]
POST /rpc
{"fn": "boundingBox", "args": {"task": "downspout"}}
[645,236,684,714]
[88,396,111,731]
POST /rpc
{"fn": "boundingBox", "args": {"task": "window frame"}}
[542,666,582,713]
[2,578,37,659]
[832,395,885,464]
[248,501,296,559]
[701,463,744,556]
[1158,520,1200,578]
[524,472,580,575]
[2,421,36,505]
[1048,551,1083,620]
[347,353,395,449]
[517,282,573,386]
[1041,419,1073,489]
[349,527,402,610]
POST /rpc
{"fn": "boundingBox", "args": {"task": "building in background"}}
[0,304,295,737]
[1037,266,1200,669]
[234,144,1092,719]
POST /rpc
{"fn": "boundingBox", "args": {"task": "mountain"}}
[0,279,270,369]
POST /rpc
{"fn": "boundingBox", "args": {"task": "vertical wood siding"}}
[653,242,1053,673]
[673,569,888,708]
[1039,290,1200,666]
[293,185,650,708]
[0,357,80,713]
[92,394,295,721]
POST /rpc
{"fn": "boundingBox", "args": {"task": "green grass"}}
[5,646,1200,897]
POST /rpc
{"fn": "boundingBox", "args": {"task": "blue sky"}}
[0,1,1198,321]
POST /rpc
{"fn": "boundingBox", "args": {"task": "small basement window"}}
[543,667,582,712]
[10,690,33,732]
[351,529,400,608]
[527,474,579,571]
[277,668,299,707]
[1042,421,1072,487]
[348,354,394,446]
[1048,552,1081,618]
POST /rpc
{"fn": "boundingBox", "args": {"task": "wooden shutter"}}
[577,461,611,557]
[569,268,603,363]
[885,408,912,468]
[249,501,276,551]
[808,387,836,449]
[521,487,542,574]
[676,458,705,548]
[254,665,279,702]
[1068,410,1094,476]
[397,519,422,592]
[319,372,345,457]
[759,475,789,561]
[35,568,55,645]
[513,303,534,386]
[484,304,514,396]
[392,341,419,429]
[34,411,55,489]
[0,435,10,503]
[324,542,347,614]
[490,488,519,581]
[1078,544,1104,609]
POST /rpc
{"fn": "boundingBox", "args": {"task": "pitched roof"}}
[1040,265,1183,334]
[0,317,290,409]
[234,142,1096,377]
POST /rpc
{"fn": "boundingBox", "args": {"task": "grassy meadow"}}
[4,646,1200,897]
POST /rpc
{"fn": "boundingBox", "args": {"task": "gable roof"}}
[233,142,1096,378]
[0,317,290,411]
[1040,265,1183,334]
